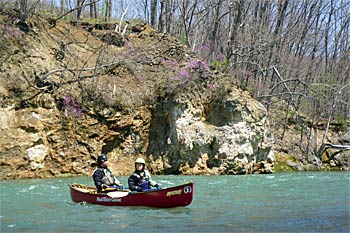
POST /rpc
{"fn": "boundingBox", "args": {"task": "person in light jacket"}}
[128,157,160,192]
[93,154,123,193]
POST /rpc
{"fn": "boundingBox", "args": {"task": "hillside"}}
[0,9,348,179]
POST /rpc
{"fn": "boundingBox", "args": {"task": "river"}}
[1,172,349,232]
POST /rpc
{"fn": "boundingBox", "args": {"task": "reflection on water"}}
[1,173,349,232]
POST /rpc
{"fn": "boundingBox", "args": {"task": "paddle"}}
[107,191,130,198]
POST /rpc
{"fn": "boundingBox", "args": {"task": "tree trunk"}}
[107,0,112,20]
[159,0,165,32]
[159,0,172,33]
[165,0,172,33]
[76,0,83,19]
[60,0,65,15]
[19,0,28,22]
[104,0,112,21]
[89,0,97,18]
[150,0,157,28]
[209,0,224,62]
[226,0,244,64]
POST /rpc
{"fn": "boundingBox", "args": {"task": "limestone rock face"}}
[0,88,274,179]
[0,104,151,179]
[0,105,94,178]
[147,88,274,175]
[0,91,274,179]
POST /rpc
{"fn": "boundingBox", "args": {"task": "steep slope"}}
[0,11,275,179]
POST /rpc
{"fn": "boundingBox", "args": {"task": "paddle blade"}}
[107,191,129,198]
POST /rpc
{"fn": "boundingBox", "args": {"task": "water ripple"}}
[0,173,349,232]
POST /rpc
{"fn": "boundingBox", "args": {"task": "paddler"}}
[92,154,124,193]
[128,157,161,192]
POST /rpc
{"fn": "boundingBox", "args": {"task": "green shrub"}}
[336,115,348,130]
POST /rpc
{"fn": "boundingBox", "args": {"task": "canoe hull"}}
[69,182,194,208]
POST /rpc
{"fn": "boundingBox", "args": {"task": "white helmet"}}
[135,158,145,165]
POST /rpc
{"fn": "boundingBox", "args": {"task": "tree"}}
[76,0,85,19]
[104,0,112,21]
[89,0,97,18]
[19,0,28,22]
[150,0,157,27]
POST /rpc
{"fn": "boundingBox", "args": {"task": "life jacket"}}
[131,170,156,186]
[94,167,116,185]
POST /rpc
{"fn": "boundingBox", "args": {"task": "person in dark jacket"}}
[128,158,161,192]
[93,154,123,193]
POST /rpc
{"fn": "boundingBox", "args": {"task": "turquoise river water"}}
[0,172,349,232]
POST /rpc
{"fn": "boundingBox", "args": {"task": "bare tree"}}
[89,0,97,18]
[19,0,28,22]
[150,0,157,27]
[76,0,85,19]
[226,0,244,64]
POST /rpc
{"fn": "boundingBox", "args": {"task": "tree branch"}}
[50,0,102,27]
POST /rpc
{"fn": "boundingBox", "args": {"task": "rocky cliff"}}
[147,90,274,175]
[0,89,274,179]
[0,11,275,179]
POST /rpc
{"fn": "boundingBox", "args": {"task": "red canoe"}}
[69,182,194,208]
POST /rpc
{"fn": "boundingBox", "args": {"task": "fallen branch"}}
[316,143,350,161]
[39,61,123,81]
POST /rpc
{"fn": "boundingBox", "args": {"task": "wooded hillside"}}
[1,0,349,171]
